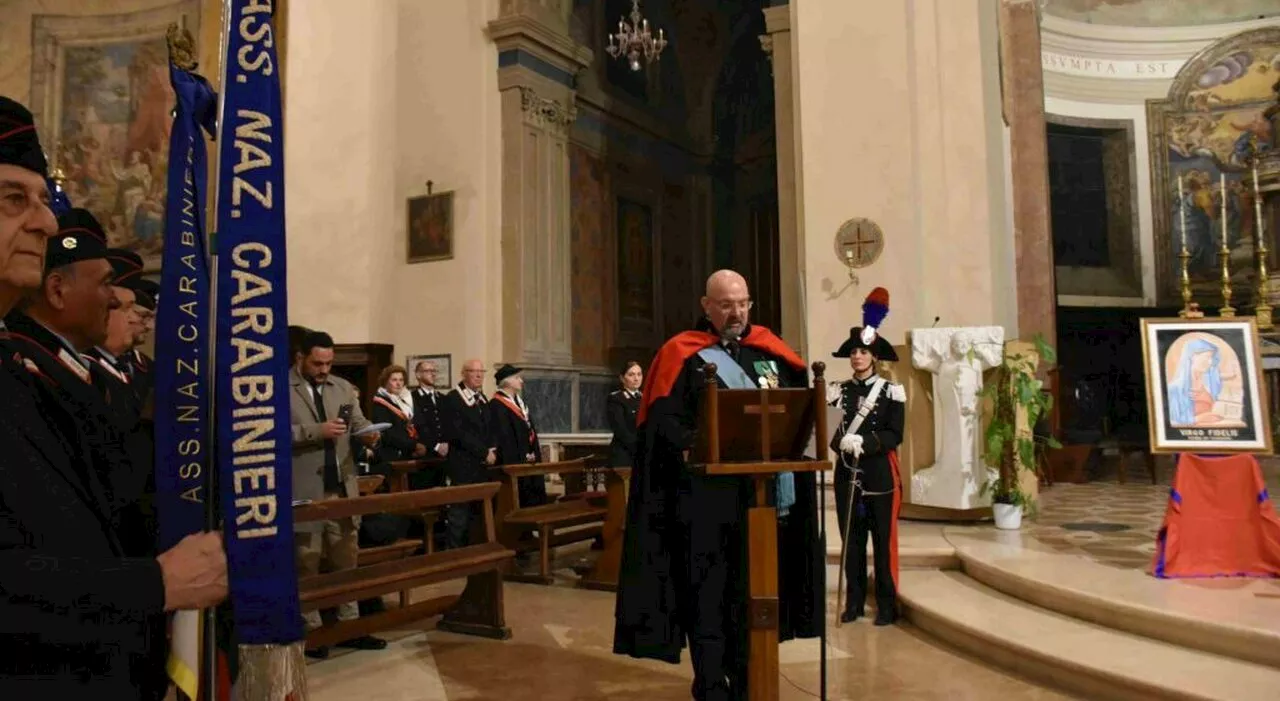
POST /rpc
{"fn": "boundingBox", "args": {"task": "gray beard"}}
[720,327,741,344]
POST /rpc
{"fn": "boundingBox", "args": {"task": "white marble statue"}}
[909,326,1004,510]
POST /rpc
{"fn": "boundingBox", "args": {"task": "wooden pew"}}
[357,474,385,495]
[493,458,608,584]
[577,467,631,591]
[295,483,514,648]
[386,458,445,548]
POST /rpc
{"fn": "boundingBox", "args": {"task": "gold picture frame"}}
[406,191,455,263]
[1140,317,1272,455]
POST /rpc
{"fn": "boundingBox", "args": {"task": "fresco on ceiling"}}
[1044,0,1280,27]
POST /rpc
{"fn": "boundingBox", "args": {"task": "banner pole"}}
[204,1,234,699]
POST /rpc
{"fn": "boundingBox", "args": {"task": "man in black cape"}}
[613,269,823,701]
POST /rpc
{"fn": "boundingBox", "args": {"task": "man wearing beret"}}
[0,95,226,697]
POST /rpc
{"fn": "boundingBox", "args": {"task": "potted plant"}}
[978,334,1060,529]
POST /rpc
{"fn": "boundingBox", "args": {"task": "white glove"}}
[839,433,864,457]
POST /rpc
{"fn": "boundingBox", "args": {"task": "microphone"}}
[931,316,941,328]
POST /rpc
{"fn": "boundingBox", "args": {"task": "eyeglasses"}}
[711,299,753,314]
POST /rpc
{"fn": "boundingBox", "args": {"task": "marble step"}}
[948,530,1280,669]
[900,570,1280,701]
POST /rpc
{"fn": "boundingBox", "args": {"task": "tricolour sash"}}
[493,392,537,447]
[696,345,796,516]
[213,1,304,693]
[374,394,418,440]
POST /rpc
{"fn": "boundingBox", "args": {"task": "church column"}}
[998,0,1057,349]
[762,3,807,356]
[488,4,591,365]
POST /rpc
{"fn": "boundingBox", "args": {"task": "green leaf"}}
[1045,436,1063,449]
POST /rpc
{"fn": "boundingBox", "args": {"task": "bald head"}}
[461,358,486,390]
[701,269,751,339]
[705,269,747,298]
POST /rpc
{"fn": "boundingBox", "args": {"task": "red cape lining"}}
[636,326,806,425]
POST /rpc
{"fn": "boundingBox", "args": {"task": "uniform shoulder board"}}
[610,389,622,396]
[825,381,844,407]
[887,382,906,403]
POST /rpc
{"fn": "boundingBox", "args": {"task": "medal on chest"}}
[753,360,780,388]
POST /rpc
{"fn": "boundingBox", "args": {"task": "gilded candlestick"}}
[1177,174,1193,317]
[1255,159,1273,329]
[1220,172,1235,317]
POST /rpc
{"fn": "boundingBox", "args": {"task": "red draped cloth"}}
[1151,453,1280,579]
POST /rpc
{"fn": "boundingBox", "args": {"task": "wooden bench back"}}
[493,458,591,518]
[294,483,512,646]
[295,483,504,599]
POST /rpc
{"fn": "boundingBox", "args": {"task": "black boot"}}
[840,605,864,623]
[873,608,898,627]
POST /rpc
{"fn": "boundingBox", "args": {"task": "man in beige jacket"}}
[289,329,386,658]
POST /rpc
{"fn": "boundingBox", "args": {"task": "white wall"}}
[794,0,1013,373]
[285,0,503,375]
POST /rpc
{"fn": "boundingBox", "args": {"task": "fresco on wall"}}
[1148,29,1280,307]
[569,145,611,367]
[1044,0,1280,27]
[26,1,202,271]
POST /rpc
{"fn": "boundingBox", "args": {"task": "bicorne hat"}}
[832,287,898,361]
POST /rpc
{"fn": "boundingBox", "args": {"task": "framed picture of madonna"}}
[1139,317,1272,454]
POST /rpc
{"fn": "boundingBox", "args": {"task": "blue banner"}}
[214,0,301,645]
[45,176,71,216]
[155,62,217,553]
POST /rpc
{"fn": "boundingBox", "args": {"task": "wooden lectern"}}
[691,361,832,701]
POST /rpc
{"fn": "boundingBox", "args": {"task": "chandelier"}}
[606,0,667,72]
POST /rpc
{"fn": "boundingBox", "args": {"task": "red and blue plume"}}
[862,287,890,329]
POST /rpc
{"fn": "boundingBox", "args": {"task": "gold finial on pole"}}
[1252,151,1272,329]
[1177,173,1194,318]
[166,21,198,71]
[1219,171,1235,317]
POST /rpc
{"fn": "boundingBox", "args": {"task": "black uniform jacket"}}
[0,330,165,696]
[441,384,495,486]
[606,389,640,468]
[829,376,906,493]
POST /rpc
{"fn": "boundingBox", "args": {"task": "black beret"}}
[0,96,48,177]
[45,224,109,271]
[107,249,146,288]
[494,364,523,384]
[134,290,156,311]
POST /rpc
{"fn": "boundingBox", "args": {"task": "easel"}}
[690,362,833,701]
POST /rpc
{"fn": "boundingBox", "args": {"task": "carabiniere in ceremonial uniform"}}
[829,287,905,627]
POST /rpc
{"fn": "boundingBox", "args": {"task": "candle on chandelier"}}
[1178,173,1187,251]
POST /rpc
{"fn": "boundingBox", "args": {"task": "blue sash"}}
[696,346,796,516]
[154,62,217,552]
[214,0,301,646]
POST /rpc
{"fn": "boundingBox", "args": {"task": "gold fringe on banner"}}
[233,642,309,701]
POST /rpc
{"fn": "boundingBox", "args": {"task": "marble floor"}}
[307,579,1075,701]
[304,458,1280,700]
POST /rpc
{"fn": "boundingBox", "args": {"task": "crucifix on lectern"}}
[689,362,833,701]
